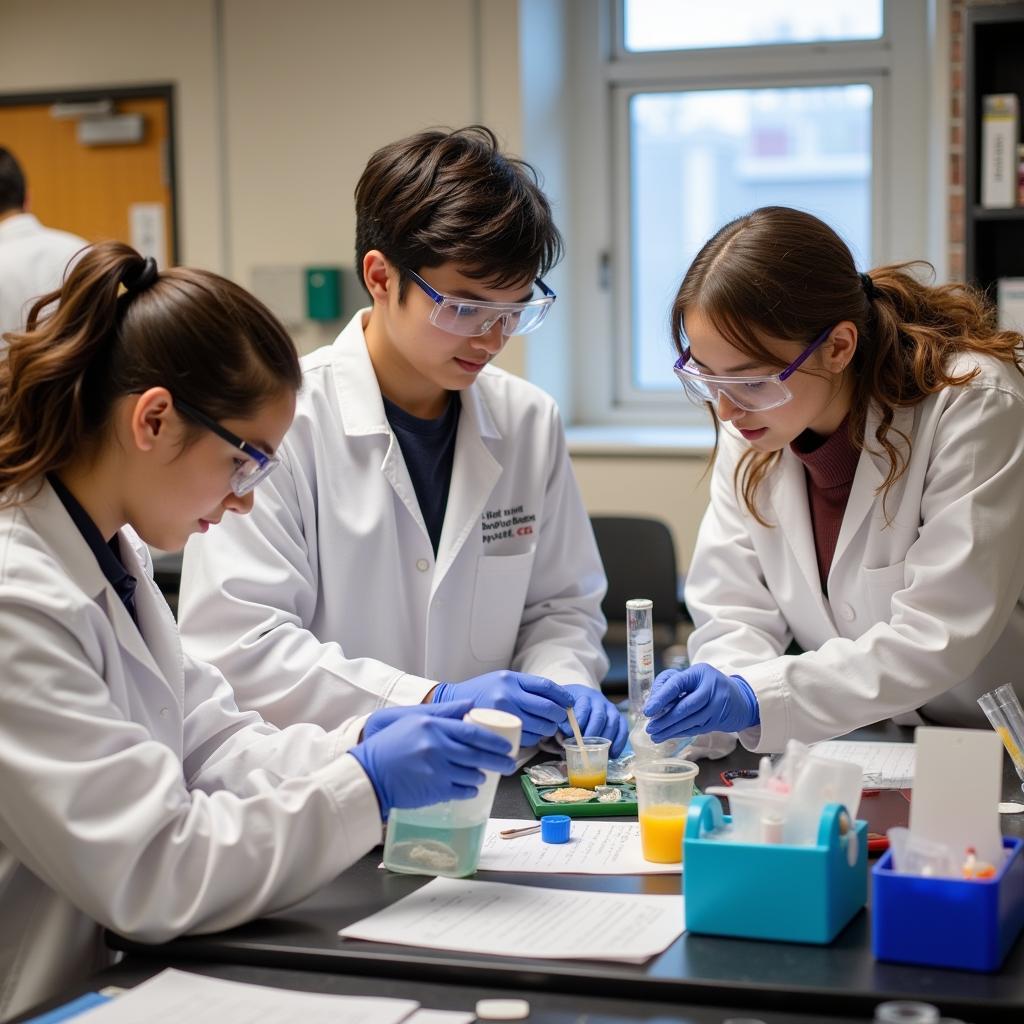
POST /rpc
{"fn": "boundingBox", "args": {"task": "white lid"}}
[626,598,653,610]
[464,707,522,758]
[475,998,530,1020]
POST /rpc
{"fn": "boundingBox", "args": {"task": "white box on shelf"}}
[981,94,1020,209]
[998,278,1024,333]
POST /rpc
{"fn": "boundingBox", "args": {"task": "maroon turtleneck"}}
[789,414,860,591]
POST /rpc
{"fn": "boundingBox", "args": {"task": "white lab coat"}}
[686,350,1024,753]
[0,481,381,1022]
[0,213,86,340]
[178,310,608,729]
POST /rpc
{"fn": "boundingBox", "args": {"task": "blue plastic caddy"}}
[872,836,1024,971]
[684,794,868,944]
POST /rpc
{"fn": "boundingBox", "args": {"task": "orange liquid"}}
[568,769,607,790]
[639,803,687,863]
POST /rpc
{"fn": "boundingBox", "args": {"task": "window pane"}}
[629,85,872,391]
[624,0,882,52]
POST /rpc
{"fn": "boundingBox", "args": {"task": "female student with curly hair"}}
[642,206,1024,754]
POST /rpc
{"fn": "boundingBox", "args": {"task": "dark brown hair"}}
[354,125,563,297]
[0,241,301,505]
[671,206,1024,525]
[0,147,27,214]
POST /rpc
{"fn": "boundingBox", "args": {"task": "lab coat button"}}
[416,559,430,572]
[839,603,855,621]
[160,707,169,717]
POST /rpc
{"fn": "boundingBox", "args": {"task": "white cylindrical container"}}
[382,708,522,877]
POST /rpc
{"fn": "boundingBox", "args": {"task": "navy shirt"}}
[48,473,139,625]
[382,393,460,555]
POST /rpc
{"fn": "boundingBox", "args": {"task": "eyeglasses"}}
[406,269,556,337]
[672,325,834,413]
[173,397,280,497]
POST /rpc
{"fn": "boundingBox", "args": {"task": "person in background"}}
[0,146,87,342]
[0,241,515,1022]
[642,206,1024,754]
[178,126,628,756]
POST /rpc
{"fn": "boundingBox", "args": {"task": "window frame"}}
[568,0,928,429]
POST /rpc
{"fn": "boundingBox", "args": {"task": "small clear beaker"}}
[563,736,611,789]
[978,683,1024,789]
[634,758,699,864]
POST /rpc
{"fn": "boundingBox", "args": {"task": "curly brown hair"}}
[0,241,301,506]
[671,206,1024,525]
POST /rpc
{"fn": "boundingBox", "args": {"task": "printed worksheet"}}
[811,740,915,788]
[340,876,684,963]
[478,818,679,874]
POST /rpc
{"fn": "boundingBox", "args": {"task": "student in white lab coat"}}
[640,206,1024,755]
[0,242,516,1021]
[0,147,86,341]
[179,127,627,754]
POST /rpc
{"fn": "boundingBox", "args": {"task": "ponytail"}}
[0,241,300,506]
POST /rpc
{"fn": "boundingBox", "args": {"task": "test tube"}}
[626,598,654,724]
[977,683,1024,790]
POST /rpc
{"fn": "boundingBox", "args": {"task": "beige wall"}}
[572,455,711,571]
[0,0,707,561]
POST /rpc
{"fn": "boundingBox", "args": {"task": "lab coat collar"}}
[21,481,182,704]
[829,402,915,573]
[327,309,502,442]
[0,212,41,241]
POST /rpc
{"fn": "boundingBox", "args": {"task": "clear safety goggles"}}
[407,268,556,337]
[173,397,280,497]
[672,324,833,413]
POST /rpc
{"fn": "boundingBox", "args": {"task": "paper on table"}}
[406,1012,475,1024]
[339,875,684,963]
[53,968,419,1024]
[811,740,915,788]
[480,818,678,874]
[909,727,1004,872]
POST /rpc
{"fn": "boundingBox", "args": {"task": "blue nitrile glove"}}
[643,664,759,742]
[432,671,573,747]
[362,700,483,741]
[557,685,630,757]
[350,700,515,815]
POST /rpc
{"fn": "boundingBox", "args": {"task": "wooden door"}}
[0,89,176,265]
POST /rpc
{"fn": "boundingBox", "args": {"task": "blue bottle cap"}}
[541,814,571,844]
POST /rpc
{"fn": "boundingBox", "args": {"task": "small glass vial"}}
[626,598,654,724]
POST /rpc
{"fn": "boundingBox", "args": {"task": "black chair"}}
[590,515,688,695]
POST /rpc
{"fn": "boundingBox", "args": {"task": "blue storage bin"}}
[872,836,1024,971]
[684,794,867,944]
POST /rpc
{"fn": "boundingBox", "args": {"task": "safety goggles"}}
[672,325,834,413]
[406,269,556,337]
[173,397,280,497]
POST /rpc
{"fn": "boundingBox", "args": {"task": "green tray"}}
[520,774,638,817]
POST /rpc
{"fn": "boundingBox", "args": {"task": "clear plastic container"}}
[634,758,698,864]
[978,682,1024,791]
[382,708,521,877]
[626,598,654,725]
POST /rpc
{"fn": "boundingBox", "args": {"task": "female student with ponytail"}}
[0,242,515,1020]
[642,206,1024,754]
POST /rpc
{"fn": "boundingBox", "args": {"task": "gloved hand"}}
[363,700,481,741]
[432,671,573,747]
[643,664,759,742]
[350,699,516,815]
[557,684,629,757]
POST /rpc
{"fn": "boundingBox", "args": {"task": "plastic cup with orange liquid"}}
[563,736,611,789]
[634,758,699,864]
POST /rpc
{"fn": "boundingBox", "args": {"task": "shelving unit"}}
[963,3,1024,292]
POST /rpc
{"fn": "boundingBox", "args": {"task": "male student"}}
[0,147,87,341]
[179,126,627,753]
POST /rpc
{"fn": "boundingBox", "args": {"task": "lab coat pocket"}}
[469,550,535,663]
[861,560,907,623]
